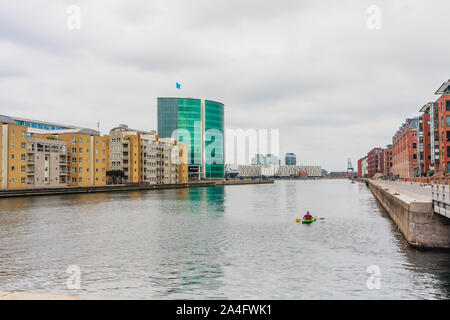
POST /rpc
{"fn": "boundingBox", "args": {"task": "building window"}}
[21,154,25,160]
[72,177,77,183]
[79,148,83,153]
[72,157,76,163]
[72,148,77,153]
[11,154,15,160]
[79,177,83,183]
[446,116,450,127]
[11,166,15,171]
[72,138,76,144]
[21,177,26,184]
[413,143,417,149]
[21,142,26,149]
[11,142,15,148]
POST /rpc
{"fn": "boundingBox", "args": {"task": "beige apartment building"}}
[141,135,186,184]
[27,137,69,187]
[109,124,187,185]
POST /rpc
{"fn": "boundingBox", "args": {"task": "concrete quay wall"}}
[367,180,450,249]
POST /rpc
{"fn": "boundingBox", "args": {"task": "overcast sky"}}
[1,0,449,171]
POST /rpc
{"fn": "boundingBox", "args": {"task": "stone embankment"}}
[367,180,450,249]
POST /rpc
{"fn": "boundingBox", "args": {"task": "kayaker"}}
[304,211,312,220]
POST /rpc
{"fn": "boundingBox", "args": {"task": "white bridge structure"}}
[238,165,322,178]
[431,183,450,219]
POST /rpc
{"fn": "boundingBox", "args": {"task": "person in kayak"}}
[304,211,312,220]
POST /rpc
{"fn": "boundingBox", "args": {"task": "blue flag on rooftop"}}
[176,82,181,89]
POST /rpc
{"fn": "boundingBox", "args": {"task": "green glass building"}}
[157,97,224,179]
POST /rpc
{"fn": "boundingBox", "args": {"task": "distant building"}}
[357,157,364,177]
[238,165,322,178]
[251,153,279,165]
[362,157,368,177]
[285,153,296,165]
[392,118,418,179]
[367,147,383,178]
[382,145,393,178]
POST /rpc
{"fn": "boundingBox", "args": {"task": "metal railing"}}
[431,183,450,219]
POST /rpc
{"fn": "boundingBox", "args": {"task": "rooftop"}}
[435,79,450,95]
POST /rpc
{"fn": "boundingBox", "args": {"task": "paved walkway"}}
[372,180,432,200]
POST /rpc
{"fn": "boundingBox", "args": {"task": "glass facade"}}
[285,153,296,165]
[157,98,202,166]
[157,97,225,179]
[204,100,224,178]
[16,120,66,130]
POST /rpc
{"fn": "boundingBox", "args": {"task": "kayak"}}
[302,216,317,224]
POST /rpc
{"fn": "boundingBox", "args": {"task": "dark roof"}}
[435,79,450,95]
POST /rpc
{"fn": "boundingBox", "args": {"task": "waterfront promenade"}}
[367,179,450,249]
[370,180,432,201]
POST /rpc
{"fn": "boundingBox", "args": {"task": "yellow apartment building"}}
[93,135,109,186]
[34,129,108,187]
[1,118,28,189]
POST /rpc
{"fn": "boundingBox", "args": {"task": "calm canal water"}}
[0,180,449,299]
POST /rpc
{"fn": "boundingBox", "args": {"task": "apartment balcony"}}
[27,170,35,175]
[28,157,35,163]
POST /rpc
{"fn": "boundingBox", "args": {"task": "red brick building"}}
[392,118,418,179]
[417,108,432,175]
[367,147,383,178]
[357,157,364,177]
[434,80,450,175]
[383,146,392,178]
